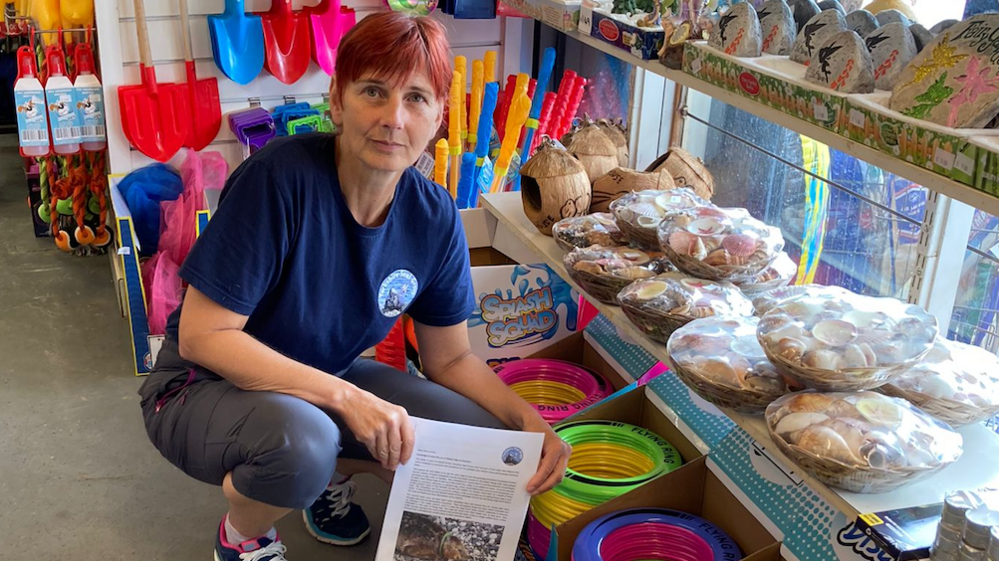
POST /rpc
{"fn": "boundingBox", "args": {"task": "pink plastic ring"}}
[527,509,552,559]
[493,359,611,423]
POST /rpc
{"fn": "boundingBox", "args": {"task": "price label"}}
[813,102,829,122]
[849,109,866,129]
[933,147,956,171]
[691,57,703,75]
[117,246,131,256]
[955,152,975,177]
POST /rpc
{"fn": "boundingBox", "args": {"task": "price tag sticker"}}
[849,109,866,129]
[579,4,594,35]
[813,102,829,122]
[955,152,975,177]
[117,246,131,256]
[934,147,956,171]
[691,57,703,75]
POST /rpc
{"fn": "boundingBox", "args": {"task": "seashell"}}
[635,280,668,300]
[669,230,699,255]
[840,344,872,368]
[687,306,717,318]
[670,303,692,315]
[764,322,808,345]
[793,425,862,465]
[722,233,758,257]
[745,375,786,394]
[856,396,903,428]
[813,319,859,347]
[777,337,807,363]
[688,217,727,236]
[617,248,651,265]
[703,248,732,267]
[698,358,746,388]
[629,202,664,219]
[636,215,661,229]
[803,349,841,370]
[775,411,830,435]
[691,238,708,260]
[655,191,698,212]
[594,258,631,268]
[573,261,604,275]
[856,328,892,346]
[695,206,729,219]
[786,393,836,413]
[611,267,656,280]
[826,419,867,456]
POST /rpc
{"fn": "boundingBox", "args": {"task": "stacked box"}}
[499,0,580,32]
[579,0,664,60]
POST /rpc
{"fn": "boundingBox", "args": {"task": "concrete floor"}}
[0,135,388,560]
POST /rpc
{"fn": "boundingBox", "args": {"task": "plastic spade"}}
[117,0,188,162]
[307,0,356,76]
[260,0,312,85]
[208,0,264,85]
[179,0,221,150]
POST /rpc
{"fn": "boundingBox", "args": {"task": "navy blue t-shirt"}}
[158,134,473,384]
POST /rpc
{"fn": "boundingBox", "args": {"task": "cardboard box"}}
[498,0,580,32]
[682,42,845,133]
[844,93,983,186]
[973,135,999,197]
[523,331,634,394]
[547,456,781,561]
[579,0,664,60]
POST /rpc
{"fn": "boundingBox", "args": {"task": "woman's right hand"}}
[338,386,416,471]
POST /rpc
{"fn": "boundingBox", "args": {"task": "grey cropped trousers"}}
[140,344,505,510]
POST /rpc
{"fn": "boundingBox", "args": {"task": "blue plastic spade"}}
[208,0,265,85]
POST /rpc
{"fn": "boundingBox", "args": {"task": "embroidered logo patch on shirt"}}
[378,270,419,318]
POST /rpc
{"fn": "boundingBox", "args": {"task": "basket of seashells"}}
[552,213,628,252]
[666,316,798,414]
[657,205,785,283]
[564,246,673,305]
[616,272,754,343]
[736,252,798,296]
[879,337,999,427]
[757,286,938,392]
[609,188,708,250]
[766,391,963,493]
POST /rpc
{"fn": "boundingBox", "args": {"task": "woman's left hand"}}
[524,418,572,495]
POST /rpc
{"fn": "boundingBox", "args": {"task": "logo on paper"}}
[378,270,418,318]
[501,447,523,466]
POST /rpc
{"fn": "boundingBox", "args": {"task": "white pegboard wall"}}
[97,0,531,174]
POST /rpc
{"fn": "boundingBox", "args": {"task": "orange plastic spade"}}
[259,0,311,85]
[117,0,189,162]
[179,0,221,150]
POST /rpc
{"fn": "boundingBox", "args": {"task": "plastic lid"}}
[44,46,67,78]
[16,45,37,79]
[964,507,999,549]
[945,491,986,529]
[74,43,97,76]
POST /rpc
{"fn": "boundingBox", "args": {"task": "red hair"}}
[334,13,452,104]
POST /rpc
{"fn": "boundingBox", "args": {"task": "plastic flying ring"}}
[382,0,437,16]
[572,508,742,561]
[493,359,611,423]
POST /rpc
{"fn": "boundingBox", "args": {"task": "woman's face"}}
[331,70,444,174]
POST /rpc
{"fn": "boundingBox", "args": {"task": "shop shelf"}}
[481,191,999,519]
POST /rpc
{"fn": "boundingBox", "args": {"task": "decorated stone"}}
[909,23,933,53]
[930,19,958,35]
[789,0,821,32]
[875,9,910,27]
[758,0,797,55]
[846,9,879,37]
[890,14,999,128]
[806,30,875,93]
[791,10,847,64]
[865,22,918,90]
[817,0,844,13]
[709,2,763,57]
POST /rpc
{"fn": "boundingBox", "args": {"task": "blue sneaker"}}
[214,517,287,561]
[303,478,371,546]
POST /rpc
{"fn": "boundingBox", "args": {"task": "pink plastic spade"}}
[306,0,355,76]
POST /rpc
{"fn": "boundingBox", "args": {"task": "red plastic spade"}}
[259,0,311,85]
[179,0,221,150]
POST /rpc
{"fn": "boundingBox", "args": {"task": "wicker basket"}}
[610,188,708,252]
[763,346,919,392]
[661,242,774,283]
[616,217,661,251]
[770,436,943,493]
[552,213,627,252]
[737,252,798,296]
[669,357,784,414]
[563,247,664,305]
[878,385,999,428]
[619,302,692,342]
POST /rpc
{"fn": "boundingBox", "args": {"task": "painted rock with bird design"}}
[865,22,918,90]
[791,9,847,64]
[806,30,874,93]
[709,2,763,57]
[846,9,879,37]
[758,0,797,56]
[890,14,999,128]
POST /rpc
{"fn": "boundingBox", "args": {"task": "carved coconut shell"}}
[645,147,715,200]
[565,123,620,184]
[591,167,676,213]
[521,139,592,236]
[597,118,630,167]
